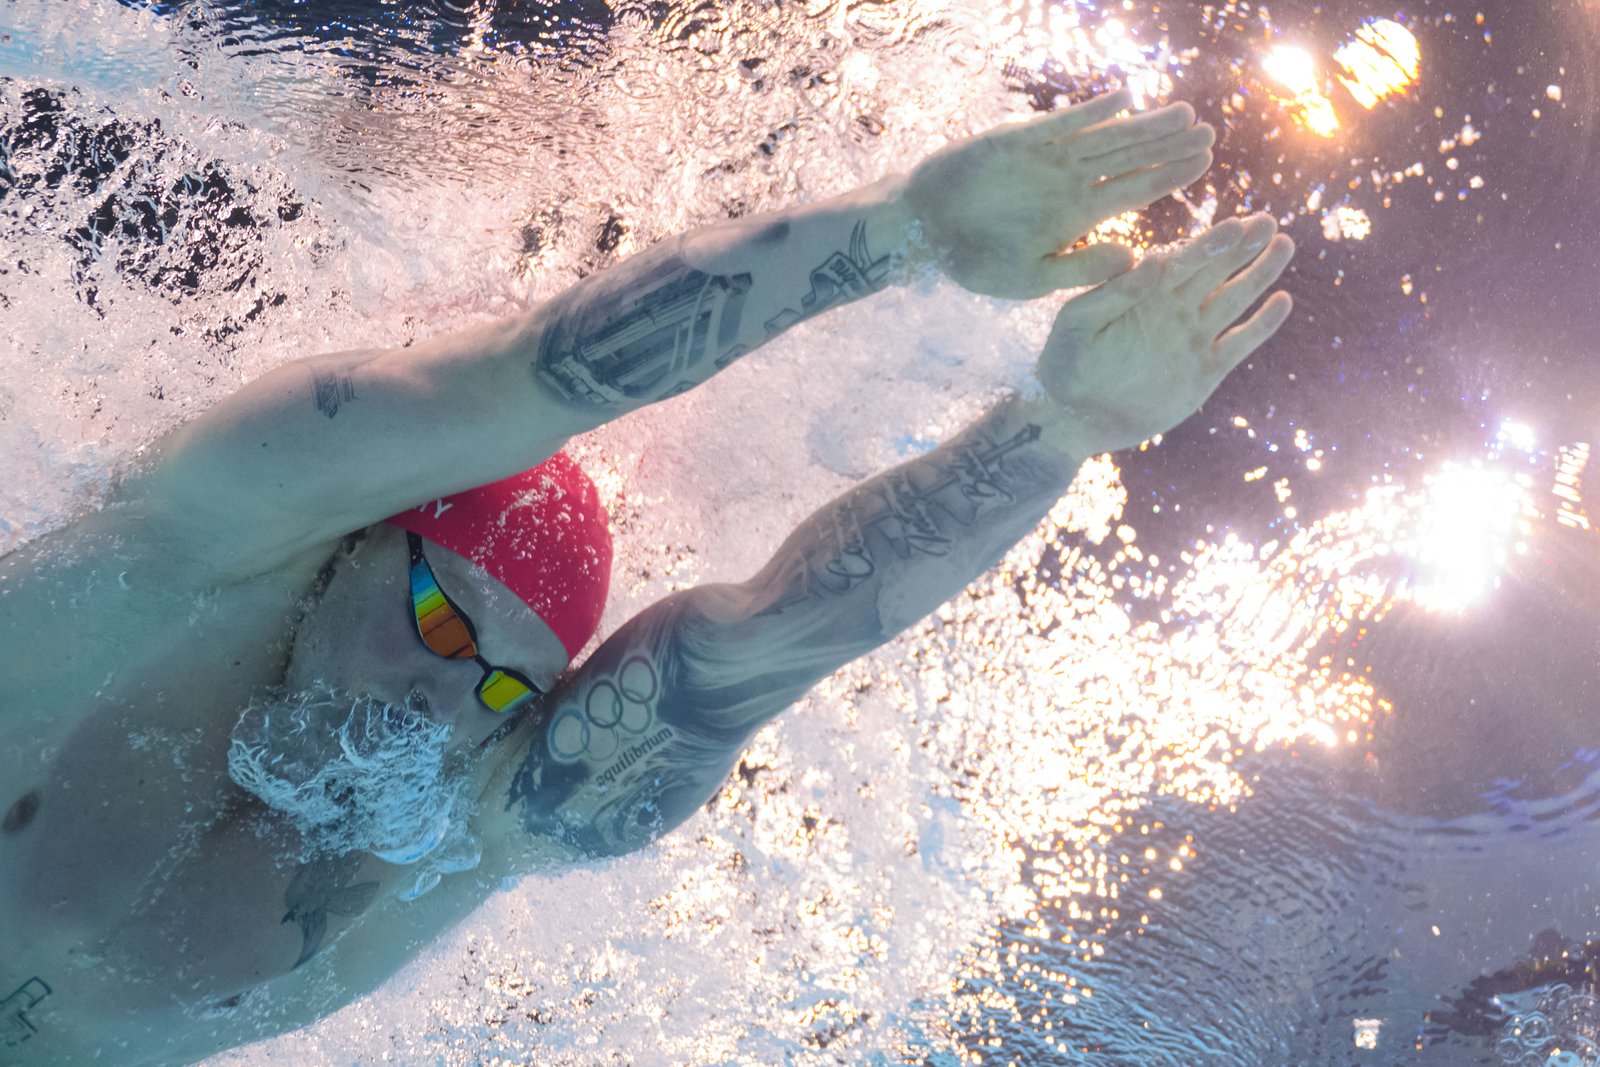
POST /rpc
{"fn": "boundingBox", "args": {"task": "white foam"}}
[226,685,477,876]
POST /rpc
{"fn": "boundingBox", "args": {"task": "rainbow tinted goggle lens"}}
[406,532,541,715]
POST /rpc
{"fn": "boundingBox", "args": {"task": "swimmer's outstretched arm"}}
[127,91,1211,575]
[480,216,1293,858]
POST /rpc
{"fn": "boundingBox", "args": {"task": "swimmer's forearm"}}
[696,393,1085,735]
[747,392,1079,627]
[522,173,917,423]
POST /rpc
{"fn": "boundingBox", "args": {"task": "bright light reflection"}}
[1404,462,1527,612]
[1498,419,1537,453]
[1335,18,1421,108]
[1322,204,1372,241]
[1263,45,1317,95]
[1003,2,1173,109]
[1263,43,1340,137]
[899,418,1592,1043]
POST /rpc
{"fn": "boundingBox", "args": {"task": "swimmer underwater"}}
[0,89,1294,1064]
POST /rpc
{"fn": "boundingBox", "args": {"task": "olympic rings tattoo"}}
[548,656,661,764]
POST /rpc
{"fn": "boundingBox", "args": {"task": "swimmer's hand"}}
[903,89,1214,300]
[1037,214,1295,457]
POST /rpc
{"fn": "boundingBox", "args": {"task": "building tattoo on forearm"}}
[758,423,1045,617]
[537,254,755,406]
[536,220,891,408]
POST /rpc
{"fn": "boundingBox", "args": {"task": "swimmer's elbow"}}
[667,577,888,740]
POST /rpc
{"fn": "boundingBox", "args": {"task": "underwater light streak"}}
[1555,443,1591,530]
[1404,461,1530,613]
[1262,43,1340,137]
[1334,18,1420,109]
[1256,19,1422,137]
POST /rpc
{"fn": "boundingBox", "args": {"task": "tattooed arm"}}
[119,92,1212,576]
[476,395,1086,859]
[483,216,1295,859]
[120,176,913,576]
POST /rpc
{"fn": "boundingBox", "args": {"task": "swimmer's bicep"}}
[489,584,840,854]
[120,326,586,572]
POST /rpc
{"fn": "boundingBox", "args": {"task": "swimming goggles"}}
[406,532,541,715]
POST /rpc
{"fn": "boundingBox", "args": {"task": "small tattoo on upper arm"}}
[1,977,53,1048]
[281,854,379,969]
[311,369,357,418]
[2,790,40,835]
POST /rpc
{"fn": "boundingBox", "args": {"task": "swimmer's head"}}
[385,453,612,664]
[287,455,610,745]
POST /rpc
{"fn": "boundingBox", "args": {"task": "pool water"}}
[4,0,1600,1063]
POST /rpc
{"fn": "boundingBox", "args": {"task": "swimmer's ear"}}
[1043,242,1137,292]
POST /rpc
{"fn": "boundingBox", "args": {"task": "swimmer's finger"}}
[1040,241,1137,291]
[1085,124,1215,180]
[1160,218,1246,293]
[1029,88,1135,140]
[1175,214,1277,299]
[1056,255,1162,328]
[1092,152,1213,217]
[1211,291,1294,373]
[1201,234,1295,334]
[1069,101,1197,159]
[990,90,1134,157]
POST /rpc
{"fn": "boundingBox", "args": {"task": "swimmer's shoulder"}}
[0,503,341,727]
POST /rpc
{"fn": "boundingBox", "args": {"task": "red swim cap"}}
[386,453,612,661]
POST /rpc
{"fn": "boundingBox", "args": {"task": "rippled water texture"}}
[5,0,1600,1063]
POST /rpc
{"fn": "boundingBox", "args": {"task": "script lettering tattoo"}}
[281,854,379,969]
[537,251,754,407]
[758,423,1043,616]
[1,977,52,1048]
[310,369,356,418]
[763,221,894,334]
